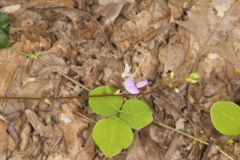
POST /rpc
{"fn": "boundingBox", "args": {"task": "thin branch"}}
[8,47,91,92]
[0,90,163,101]
[153,120,234,160]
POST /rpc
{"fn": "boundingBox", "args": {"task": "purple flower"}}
[124,77,148,94]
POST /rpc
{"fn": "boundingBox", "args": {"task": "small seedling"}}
[44,98,52,105]
[186,72,200,84]
[89,86,153,157]
[24,51,40,60]
[225,139,234,145]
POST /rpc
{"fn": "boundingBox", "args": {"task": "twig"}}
[131,53,147,78]
[153,120,234,160]
[0,90,164,101]
[8,47,91,92]
[57,71,90,92]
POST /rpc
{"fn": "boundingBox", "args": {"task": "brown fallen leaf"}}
[111,0,170,51]
[93,3,124,27]
[98,0,133,5]
[0,121,9,160]
[0,49,21,104]
[164,136,187,160]
[58,104,91,159]
[175,0,240,66]
[126,133,147,160]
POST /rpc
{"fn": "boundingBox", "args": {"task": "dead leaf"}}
[111,0,170,51]
[175,0,240,66]
[98,0,133,5]
[58,104,91,158]
[0,121,9,160]
[164,136,186,160]
[93,3,124,27]
[126,133,147,160]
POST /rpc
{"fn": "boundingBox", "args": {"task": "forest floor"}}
[0,0,240,160]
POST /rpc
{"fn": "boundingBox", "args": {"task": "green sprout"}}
[186,72,200,84]
[44,98,52,105]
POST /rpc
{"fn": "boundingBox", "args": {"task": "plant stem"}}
[8,47,91,92]
[0,89,166,101]
[153,120,234,160]
[131,53,147,78]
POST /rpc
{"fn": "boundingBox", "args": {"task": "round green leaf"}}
[210,101,240,136]
[0,29,8,49]
[119,99,153,129]
[89,86,123,116]
[0,12,10,34]
[93,117,133,157]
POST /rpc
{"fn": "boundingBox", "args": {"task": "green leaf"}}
[186,72,200,84]
[89,86,123,116]
[119,99,153,129]
[0,12,10,34]
[210,101,240,136]
[93,117,133,157]
[0,29,8,49]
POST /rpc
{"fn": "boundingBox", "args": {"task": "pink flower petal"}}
[124,77,140,94]
[136,80,148,88]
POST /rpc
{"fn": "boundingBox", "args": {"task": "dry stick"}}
[153,121,234,160]
[0,90,162,100]
[8,47,91,92]
[131,52,147,78]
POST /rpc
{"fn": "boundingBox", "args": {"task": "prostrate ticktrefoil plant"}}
[89,86,153,157]
[0,12,234,160]
[88,62,153,157]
